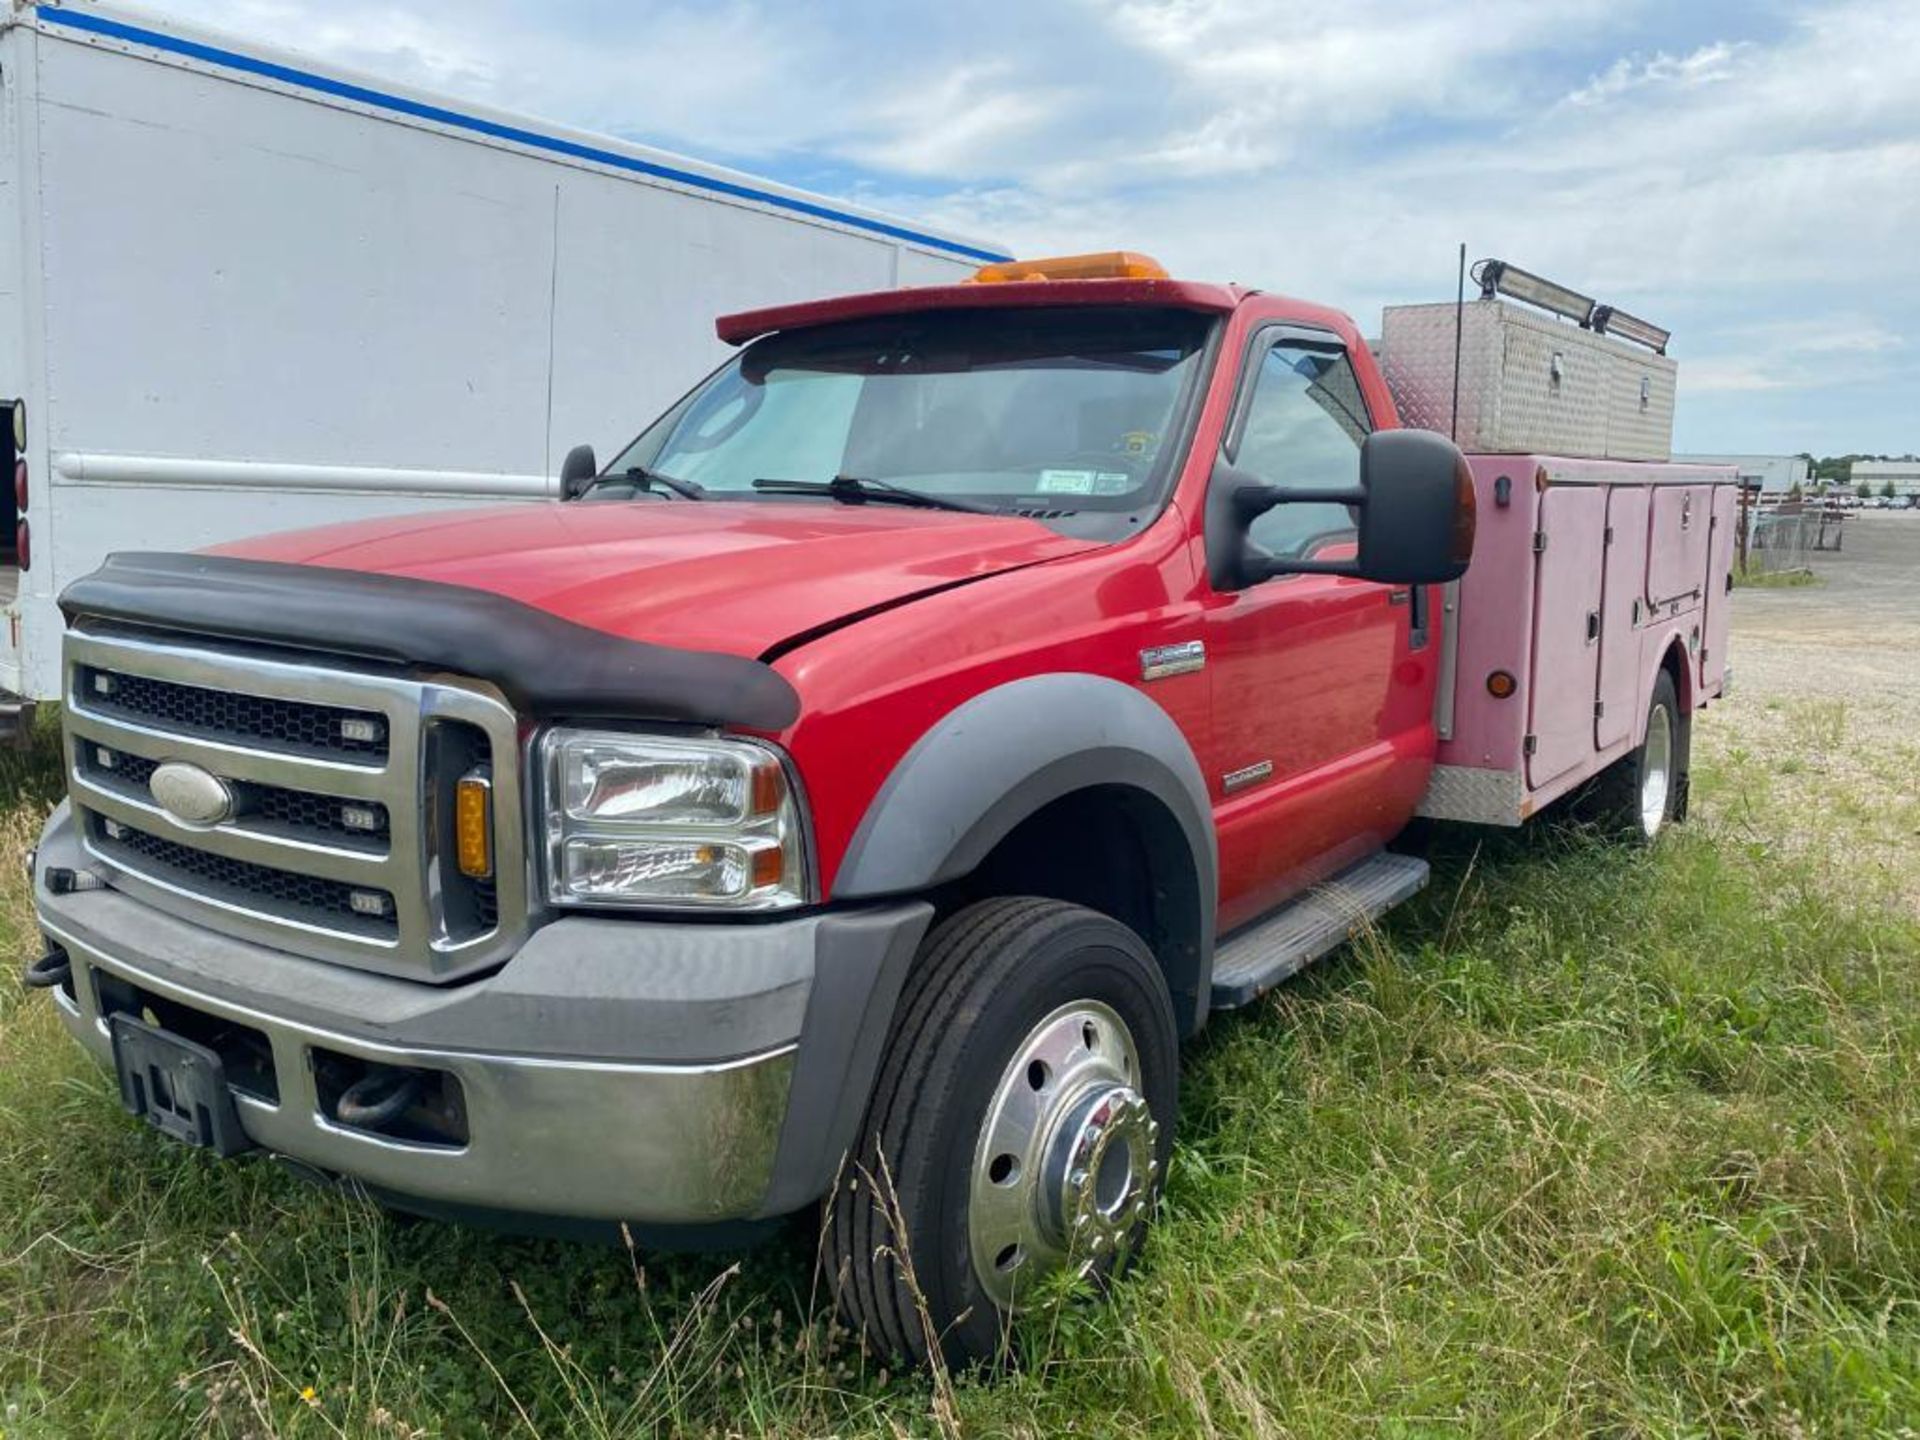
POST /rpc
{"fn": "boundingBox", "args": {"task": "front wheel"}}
[826,898,1178,1367]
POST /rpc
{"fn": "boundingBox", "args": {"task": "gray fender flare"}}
[832,672,1217,1030]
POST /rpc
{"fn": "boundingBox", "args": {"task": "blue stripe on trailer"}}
[34,5,1011,265]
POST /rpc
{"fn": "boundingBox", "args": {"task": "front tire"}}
[826,898,1178,1367]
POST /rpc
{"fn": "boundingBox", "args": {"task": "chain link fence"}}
[1741,499,1844,575]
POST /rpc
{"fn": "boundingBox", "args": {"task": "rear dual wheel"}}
[827,898,1177,1367]
[1591,669,1684,842]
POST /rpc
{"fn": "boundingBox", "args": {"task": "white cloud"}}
[833,65,1072,178]
[128,0,1920,451]
[1565,40,1749,107]
[1086,0,1632,178]
[1685,359,1798,395]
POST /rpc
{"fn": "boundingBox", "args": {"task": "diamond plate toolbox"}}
[1379,300,1676,461]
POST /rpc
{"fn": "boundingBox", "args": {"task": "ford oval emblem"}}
[149,761,236,827]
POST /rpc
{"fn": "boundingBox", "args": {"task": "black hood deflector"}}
[60,552,802,731]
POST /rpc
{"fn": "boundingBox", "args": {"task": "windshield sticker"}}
[1093,471,1132,495]
[1037,469,1097,494]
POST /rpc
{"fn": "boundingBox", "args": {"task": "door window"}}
[1234,341,1370,560]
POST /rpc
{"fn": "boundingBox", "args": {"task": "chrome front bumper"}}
[33,803,930,1225]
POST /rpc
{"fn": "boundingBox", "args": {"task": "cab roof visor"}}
[715,278,1241,346]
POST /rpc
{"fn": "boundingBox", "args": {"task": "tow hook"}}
[333,1067,423,1131]
[22,945,71,991]
[43,865,110,895]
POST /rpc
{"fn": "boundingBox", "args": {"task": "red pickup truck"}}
[28,252,1733,1365]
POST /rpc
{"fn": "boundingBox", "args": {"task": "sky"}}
[140,0,1920,457]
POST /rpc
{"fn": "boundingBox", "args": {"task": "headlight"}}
[540,730,810,910]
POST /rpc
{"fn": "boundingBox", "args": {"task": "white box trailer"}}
[0,0,1004,714]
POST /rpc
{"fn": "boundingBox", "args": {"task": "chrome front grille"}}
[63,628,528,981]
[80,747,393,849]
[91,818,401,940]
[75,664,391,760]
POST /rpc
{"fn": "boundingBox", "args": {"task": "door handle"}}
[1585,610,1601,643]
[1387,588,1412,606]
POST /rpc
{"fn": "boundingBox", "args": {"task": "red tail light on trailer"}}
[16,519,29,573]
[14,458,27,514]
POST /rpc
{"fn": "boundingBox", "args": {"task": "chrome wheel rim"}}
[1641,702,1673,837]
[968,1000,1157,1308]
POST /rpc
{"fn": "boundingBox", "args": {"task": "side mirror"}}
[1206,429,1476,591]
[559,443,598,500]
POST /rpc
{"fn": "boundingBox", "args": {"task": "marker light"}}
[454,770,493,879]
[971,251,1169,284]
[349,889,392,918]
[1473,259,1595,327]
[1591,305,1670,355]
[1487,670,1517,698]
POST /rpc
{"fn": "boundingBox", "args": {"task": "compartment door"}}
[1646,485,1713,608]
[1699,485,1738,692]
[1595,486,1649,750]
[1526,486,1607,790]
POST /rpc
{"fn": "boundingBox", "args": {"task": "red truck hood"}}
[211,500,1095,658]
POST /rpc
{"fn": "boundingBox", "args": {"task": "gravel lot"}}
[1694,512,1920,912]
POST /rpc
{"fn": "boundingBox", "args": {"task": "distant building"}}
[1850,460,1920,496]
[1676,454,1809,493]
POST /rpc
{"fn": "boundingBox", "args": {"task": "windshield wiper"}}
[624,465,706,500]
[751,475,995,514]
[579,464,705,500]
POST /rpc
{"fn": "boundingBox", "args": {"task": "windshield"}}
[606,306,1216,539]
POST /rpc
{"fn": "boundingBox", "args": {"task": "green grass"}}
[3,714,1918,1438]
[1732,563,1822,589]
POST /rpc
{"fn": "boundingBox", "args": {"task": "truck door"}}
[1202,329,1429,933]
[1526,485,1607,790]
[1594,486,1649,751]
[1699,485,1737,692]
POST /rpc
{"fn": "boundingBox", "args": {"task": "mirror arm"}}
[1249,555,1361,582]
[1234,482,1366,522]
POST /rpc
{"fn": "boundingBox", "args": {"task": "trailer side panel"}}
[10,4,1001,699]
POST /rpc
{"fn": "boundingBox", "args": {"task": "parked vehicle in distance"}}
[27,251,1737,1366]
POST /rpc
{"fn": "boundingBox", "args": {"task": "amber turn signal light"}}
[1450,458,1478,567]
[454,770,493,879]
[1487,670,1517,699]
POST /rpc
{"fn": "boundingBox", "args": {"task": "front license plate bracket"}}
[109,1014,254,1157]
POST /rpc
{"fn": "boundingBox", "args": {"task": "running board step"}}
[1209,852,1430,1010]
